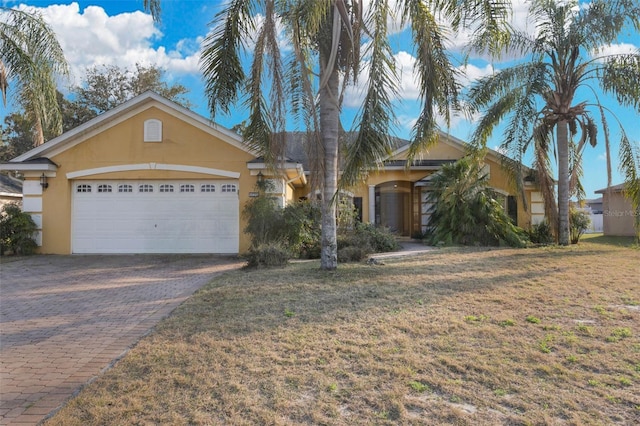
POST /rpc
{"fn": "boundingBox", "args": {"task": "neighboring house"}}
[580,197,604,233]
[0,91,543,254]
[0,173,23,208]
[585,197,603,214]
[595,184,638,237]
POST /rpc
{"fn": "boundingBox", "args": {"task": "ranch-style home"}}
[0,91,544,255]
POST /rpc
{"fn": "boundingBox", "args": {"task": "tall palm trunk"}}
[319,61,340,270]
[557,120,570,245]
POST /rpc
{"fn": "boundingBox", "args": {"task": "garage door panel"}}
[72,180,239,254]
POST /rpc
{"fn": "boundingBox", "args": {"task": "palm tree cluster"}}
[199,0,512,269]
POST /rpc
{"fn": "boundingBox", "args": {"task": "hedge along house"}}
[1,91,543,254]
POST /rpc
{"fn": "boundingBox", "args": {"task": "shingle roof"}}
[0,174,22,195]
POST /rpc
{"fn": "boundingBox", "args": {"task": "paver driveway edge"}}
[0,254,243,426]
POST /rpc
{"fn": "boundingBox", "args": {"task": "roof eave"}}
[0,162,58,172]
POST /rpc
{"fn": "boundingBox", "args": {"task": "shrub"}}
[570,208,590,244]
[244,242,289,269]
[0,203,38,255]
[242,183,282,248]
[354,222,399,253]
[527,220,554,245]
[242,182,398,263]
[337,245,369,263]
[426,158,529,248]
[281,201,321,257]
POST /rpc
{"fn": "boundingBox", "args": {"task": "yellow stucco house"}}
[0,92,544,254]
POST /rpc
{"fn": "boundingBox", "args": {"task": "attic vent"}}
[144,119,162,142]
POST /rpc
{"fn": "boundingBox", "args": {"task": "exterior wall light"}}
[40,173,49,190]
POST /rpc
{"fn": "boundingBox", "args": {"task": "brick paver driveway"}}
[0,255,242,425]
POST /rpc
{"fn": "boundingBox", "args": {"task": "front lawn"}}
[46,241,639,425]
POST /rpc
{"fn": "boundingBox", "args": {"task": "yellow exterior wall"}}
[348,148,535,231]
[32,100,542,254]
[40,106,256,254]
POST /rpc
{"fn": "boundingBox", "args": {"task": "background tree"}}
[1,65,189,160]
[197,0,511,270]
[468,0,640,245]
[1,113,33,161]
[0,6,68,146]
[74,63,191,116]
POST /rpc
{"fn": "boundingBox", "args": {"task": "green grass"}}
[580,233,638,247]
[46,239,640,425]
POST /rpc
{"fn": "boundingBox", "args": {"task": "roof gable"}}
[9,91,252,163]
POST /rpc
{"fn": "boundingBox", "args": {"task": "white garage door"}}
[72,180,239,254]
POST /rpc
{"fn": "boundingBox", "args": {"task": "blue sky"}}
[1,0,639,199]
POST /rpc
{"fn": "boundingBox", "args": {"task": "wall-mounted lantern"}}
[40,173,49,190]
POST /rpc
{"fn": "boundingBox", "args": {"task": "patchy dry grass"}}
[46,239,639,425]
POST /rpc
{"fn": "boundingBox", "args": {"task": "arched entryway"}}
[375,181,412,235]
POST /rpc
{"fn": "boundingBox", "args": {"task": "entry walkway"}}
[0,255,242,425]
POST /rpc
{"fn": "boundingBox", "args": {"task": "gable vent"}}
[144,119,162,142]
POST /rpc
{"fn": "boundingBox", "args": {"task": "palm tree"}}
[1,6,68,146]
[468,0,640,245]
[198,0,511,270]
[425,156,527,247]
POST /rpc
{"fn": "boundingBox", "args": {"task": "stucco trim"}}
[66,163,241,179]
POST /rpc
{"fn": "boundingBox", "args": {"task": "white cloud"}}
[16,2,200,86]
[457,63,495,87]
[592,43,638,61]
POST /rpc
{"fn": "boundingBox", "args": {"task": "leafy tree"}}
[73,63,191,115]
[569,208,590,244]
[468,0,640,245]
[425,157,528,248]
[196,0,511,270]
[0,6,68,146]
[1,112,33,161]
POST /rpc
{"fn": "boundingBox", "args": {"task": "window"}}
[201,184,216,193]
[159,184,174,193]
[180,184,195,193]
[221,184,237,193]
[118,184,133,193]
[139,184,154,193]
[76,184,92,193]
[97,184,112,193]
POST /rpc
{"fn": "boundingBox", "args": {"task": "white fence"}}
[587,213,603,233]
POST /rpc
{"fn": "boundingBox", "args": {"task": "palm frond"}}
[341,0,398,187]
[599,52,640,112]
[532,122,558,237]
[0,7,68,142]
[573,0,640,50]
[617,132,640,238]
[199,0,254,117]
[402,0,459,160]
[142,0,162,22]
